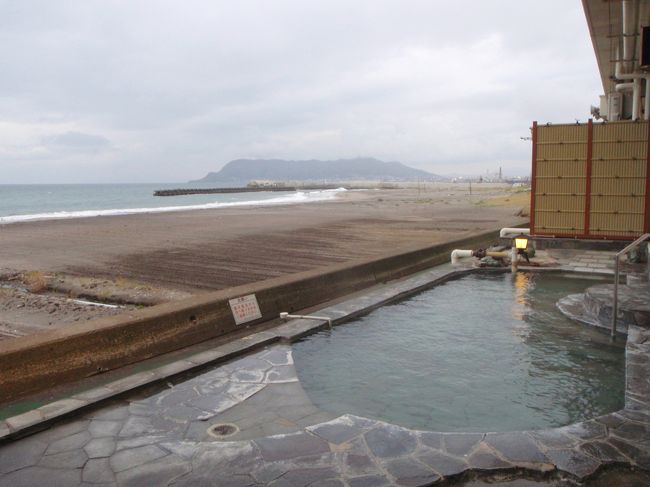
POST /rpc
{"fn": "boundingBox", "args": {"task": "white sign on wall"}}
[229,294,262,325]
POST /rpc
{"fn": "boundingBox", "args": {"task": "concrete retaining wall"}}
[0,230,500,402]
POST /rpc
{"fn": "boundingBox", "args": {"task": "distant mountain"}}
[192,158,439,184]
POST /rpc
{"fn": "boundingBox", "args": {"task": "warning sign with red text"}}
[228,294,262,325]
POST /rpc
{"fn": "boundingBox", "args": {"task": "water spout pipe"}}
[280,312,332,329]
[486,251,509,259]
[499,227,530,239]
[451,249,509,264]
[451,249,473,264]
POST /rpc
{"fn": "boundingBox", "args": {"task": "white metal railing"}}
[611,233,650,338]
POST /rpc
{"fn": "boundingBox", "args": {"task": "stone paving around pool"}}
[0,335,649,487]
[0,252,649,486]
[554,249,618,274]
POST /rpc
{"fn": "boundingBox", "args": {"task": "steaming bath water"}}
[293,271,625,432]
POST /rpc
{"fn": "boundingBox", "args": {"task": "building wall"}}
[531,120,650,240]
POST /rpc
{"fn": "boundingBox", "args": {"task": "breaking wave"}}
[0,188,347,224]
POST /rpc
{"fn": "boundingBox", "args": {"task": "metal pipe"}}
[451,249,509,264]
[614,0,642,82]
[499,227,530,239]
[611,232,650,338]
[451,249,473,264]
[645,78,650,120]
[487,251,509,259]
[612,258,620,339]
[622,0,638,73]
[615,61,645,80]
[616,82,634,92]
[633,78,642,119]
[280,312,332,329]
[614,71,646,87]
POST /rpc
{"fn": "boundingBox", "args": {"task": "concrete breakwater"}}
[153,185,344,196]
[154,187,297,196]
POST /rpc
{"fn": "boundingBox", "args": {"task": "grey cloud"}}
[41,131,111,152]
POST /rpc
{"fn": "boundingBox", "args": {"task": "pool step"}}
[557,282,650,334]
[627,271,649,287]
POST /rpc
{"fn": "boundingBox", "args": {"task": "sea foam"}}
[0,188,346,224]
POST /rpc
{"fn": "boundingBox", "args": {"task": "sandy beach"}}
[0,185,528,339]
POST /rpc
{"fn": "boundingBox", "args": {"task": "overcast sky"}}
[1,0,601,183]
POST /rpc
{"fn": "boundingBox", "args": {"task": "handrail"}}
[615,233,650,258]
[611,233,650,338]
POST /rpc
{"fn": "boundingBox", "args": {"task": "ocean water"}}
[0,184,344,224]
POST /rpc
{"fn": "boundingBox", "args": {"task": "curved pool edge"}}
[195,322,650,484]
[0,264,648,485]
[182,328,650,484]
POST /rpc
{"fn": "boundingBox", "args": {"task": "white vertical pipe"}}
[621,0,632,73]
[645,78,650,120]
[633,78,642,119]
[622,1,637,73]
